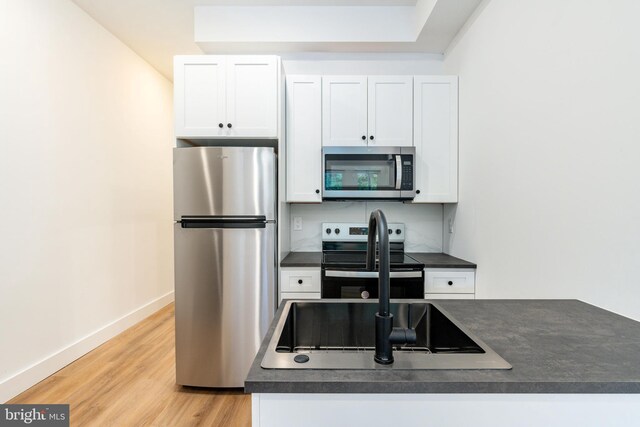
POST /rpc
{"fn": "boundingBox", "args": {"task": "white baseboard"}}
[0,290,175,403]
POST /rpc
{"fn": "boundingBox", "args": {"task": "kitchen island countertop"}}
[245,299,640,394]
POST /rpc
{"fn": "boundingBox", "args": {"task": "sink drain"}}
[293,354,310,363]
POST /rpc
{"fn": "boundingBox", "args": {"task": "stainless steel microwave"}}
[322,146,416,200]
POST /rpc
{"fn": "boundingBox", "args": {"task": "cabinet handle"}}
[298,279,303,284]
[361,135,366,140]
[315,189,320,194]
[416,190,421,194]
[370,135,374,140]
[227,123,232,128]
[448,281,453,286]
[218,123,223,128]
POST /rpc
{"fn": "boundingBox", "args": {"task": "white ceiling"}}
[71,0,480,81]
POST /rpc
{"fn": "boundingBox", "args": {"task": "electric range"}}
[321,223,425,299]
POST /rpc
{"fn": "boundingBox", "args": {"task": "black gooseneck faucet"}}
[366,209,416,365]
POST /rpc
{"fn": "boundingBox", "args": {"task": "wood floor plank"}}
[8,303,251,427]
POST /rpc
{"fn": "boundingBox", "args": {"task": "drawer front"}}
[279,292,321,304]
[280,268,321,293]
[425,269,475,294]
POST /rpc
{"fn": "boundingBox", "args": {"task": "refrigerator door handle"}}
[180,215,269,228]
[181,215,267,222]
[181,222,267,229]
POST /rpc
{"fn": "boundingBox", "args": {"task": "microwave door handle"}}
[395,155,402,190]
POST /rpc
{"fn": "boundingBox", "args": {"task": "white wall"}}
[0,0,174,401]
[281,53,444,75]
[195,6,416,43]
[443,0,640,320]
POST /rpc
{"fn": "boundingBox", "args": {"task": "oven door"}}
[322,147,415,200]
[321,269,424,299]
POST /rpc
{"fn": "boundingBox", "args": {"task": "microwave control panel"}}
[400,155,414,191]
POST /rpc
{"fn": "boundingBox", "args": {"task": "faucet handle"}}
[389,327,417,346]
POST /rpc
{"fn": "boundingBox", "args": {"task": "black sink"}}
[261,300,512,370]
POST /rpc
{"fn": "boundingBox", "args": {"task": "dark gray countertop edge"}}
[416,263,477,269]
[279,262,321,267]
[245,380,640,394]
[280,252,477,269]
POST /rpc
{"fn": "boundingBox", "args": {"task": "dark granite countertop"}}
[280,252,475,269]
[407,253,476,269]
[280,252,323,267]
[245,300,640,394]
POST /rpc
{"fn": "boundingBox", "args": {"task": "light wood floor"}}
[9,303,251,427]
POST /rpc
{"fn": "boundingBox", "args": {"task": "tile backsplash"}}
[290,202,443,252]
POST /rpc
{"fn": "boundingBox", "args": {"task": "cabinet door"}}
[226,56,278,138]
[174,56,226,138]
[413,76,458,203]
[322,76,368,146]
[286,76,322,202]
[367,76,413,147]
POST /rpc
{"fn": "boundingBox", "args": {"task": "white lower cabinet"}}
[424,268,475,299]
[279,267,321,303]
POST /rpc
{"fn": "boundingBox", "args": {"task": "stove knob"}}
[395,229,402,235]
[388,229,392,235]
[334,228,341,235]
[326,228,332,234]
[361,290,370,299]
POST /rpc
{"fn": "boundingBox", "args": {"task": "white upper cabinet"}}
[174,55,279,138]
[286,76,322,203]
[413,76,458,203]
[322,76,368,146]
[322,76,413,147]
[226,56,278,138]
[174,56,226,137]
[367,76,413,147]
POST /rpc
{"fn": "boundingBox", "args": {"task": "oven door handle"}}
[324,270,423,278]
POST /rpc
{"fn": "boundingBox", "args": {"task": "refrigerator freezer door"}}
[173,146,276,220]
[174,222,276,387]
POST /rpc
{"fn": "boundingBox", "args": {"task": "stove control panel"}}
[322,223,405,242]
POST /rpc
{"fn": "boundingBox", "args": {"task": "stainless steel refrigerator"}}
[173,146,276,387]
